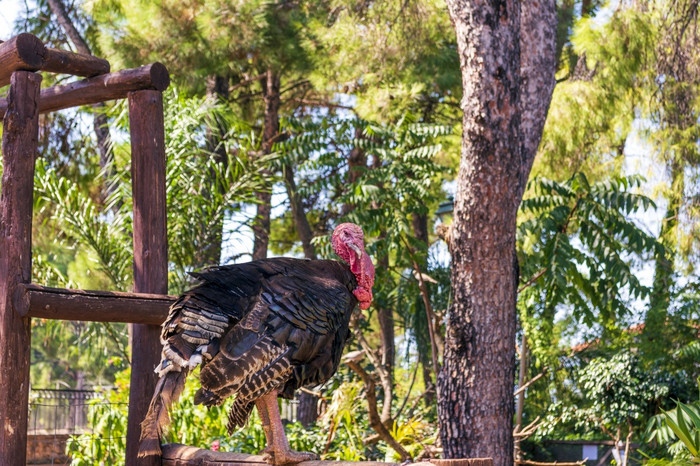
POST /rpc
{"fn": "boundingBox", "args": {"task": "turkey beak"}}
[349,242,362,257]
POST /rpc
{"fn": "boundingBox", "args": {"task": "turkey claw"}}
[262,449,319,465]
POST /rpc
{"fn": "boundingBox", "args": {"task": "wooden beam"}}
[126,89,169,466]
[0,70,42,466]
[18,283,173,324]
[0,34,46,87]
[42,46,110,78]
[161,444,493,466]
[0,63,170,117]
[0,35,110,87]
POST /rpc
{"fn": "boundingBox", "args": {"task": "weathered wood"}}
[0,34,110,86]
[0,34,46,87]
[19,283,173,324]
[43,46,110,78]
[161,444,492,466]
[126,90,168,466]
[0,63,170,118]
[0,70,42,466]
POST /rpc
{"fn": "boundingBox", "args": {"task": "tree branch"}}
[513,368,548,397]
[344,354,412,461]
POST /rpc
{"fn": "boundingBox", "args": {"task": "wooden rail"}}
[0,63,169,118]
[42,46,110,78]
[161,444,494,466]
[0,33,110,87]
[18,284,174,324]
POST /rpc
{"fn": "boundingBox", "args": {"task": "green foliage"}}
[35,159,133,289]
[646,396,700,464]
[518,173,662,364]
[540,353,669,442]
[8,0,700,463]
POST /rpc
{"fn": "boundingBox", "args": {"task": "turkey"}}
[138,222,374,464]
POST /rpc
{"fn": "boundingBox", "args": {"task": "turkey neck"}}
[348,252,374,309]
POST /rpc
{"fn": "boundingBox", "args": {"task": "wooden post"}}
[125,90,168,466]
[0,71,42,465]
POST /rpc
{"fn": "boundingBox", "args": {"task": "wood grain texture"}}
[42,47,110,78]
[0,34,46,87]
[161,444,492,466]
[0,35,109,86]
[0,70,42,466]
[126,90,168,466]
[20,283,173,324]
[0,63,170,118]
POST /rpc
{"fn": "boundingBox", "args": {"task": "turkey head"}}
[332,222,375,310]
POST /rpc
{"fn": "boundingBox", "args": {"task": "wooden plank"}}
[0,34,46,87]
[161,444,493,466]
[42,46,110,78]
[0,70,42,466]
[18,283,174,324]
[126,89,168,466]
[0,63,170,118]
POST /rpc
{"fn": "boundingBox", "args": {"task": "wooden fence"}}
[0,32,173,466]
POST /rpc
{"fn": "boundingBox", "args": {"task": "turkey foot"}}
[258,391,319,465]
[263,447,319,465]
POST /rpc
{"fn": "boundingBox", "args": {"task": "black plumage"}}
[138,257,359,457]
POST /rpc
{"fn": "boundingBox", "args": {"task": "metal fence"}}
[26,387,299,465]
[28,388,125,465]
[29,388,106,434]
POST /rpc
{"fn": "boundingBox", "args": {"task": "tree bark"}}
[341,127,367,215]
[252,69,279,260]
[46,0,114,180]
[194,74,230,268]
[282,163,322,426]
[283,164,316,261]
[411,212,436,407]
[376,287,395,424]
[439,1,555,465]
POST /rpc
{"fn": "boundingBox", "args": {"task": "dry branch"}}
[343,354,412,461]
[514,369,548,397]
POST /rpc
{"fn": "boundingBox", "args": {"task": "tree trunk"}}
[283,163,322,427]
[376,285,395,424]
[194,75,230,268]
[283,164,316,261]
[439,1,555,464]
[412,212,436,407]
[252,69,279,260]
[341,127,367,215]
[46,0,113,183]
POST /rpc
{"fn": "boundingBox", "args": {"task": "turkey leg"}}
[259,390,319,465]
[255,398,273,456]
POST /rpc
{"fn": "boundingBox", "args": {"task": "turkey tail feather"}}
[137,369,189,458]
